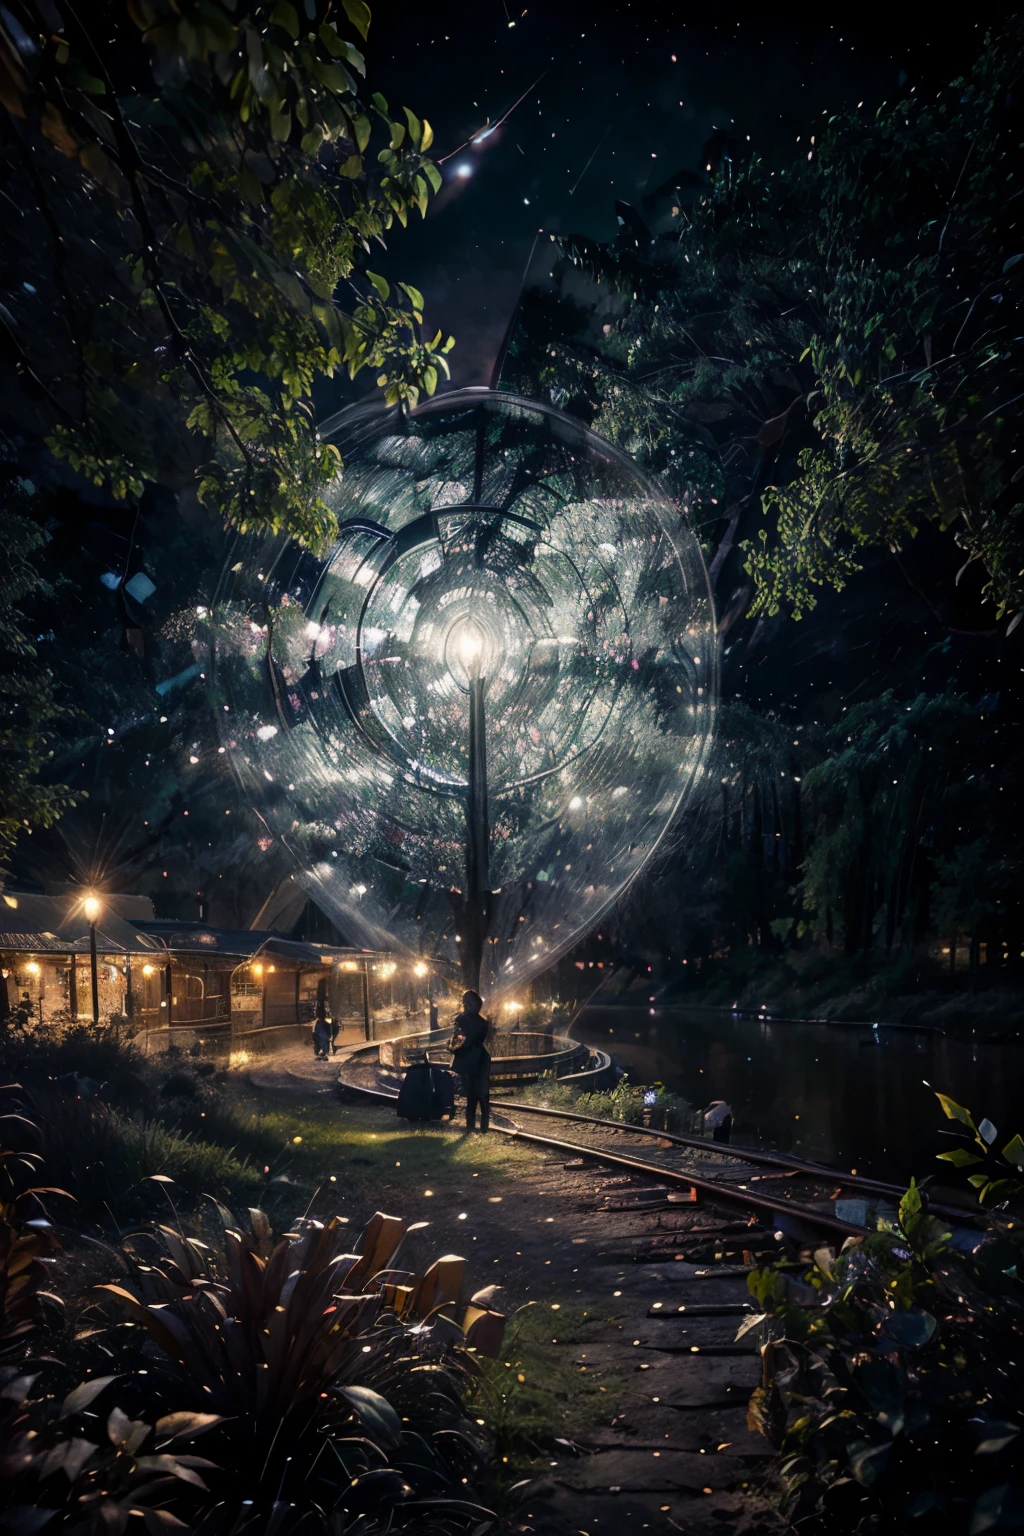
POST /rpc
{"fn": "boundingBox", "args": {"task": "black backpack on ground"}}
[396,1059,456,1121]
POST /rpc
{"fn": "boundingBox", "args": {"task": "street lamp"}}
[26,960,43,1025]
[83,894,101,1026]
[447,618,493,993]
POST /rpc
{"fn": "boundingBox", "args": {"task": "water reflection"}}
[573,1007,1024,1183]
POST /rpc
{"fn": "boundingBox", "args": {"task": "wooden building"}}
[0,887,432,1050]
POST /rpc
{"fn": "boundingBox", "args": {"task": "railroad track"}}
[330,1053,987,1521]
[336,1059,980,1243]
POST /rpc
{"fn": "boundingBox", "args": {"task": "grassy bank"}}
[0,1020,545,1228]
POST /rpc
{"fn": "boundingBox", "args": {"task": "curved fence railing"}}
[378,1028,588,1082]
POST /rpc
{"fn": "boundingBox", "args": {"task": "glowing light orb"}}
[212,389,715,994]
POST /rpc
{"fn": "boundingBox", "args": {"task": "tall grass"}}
[467,1303,619,1506]
[18,1085,263,1224]
[516,1073,693,1127]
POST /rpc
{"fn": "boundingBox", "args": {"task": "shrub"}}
[0,1091,66,1358]
[10,1084,263,1225]
[3,1205,506,1534]
[159,1070,198,1098]
[520,1073,692,1128]
[744,1094,1024,1533]
[0,1018,147,1092]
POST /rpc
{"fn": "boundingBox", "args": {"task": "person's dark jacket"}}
[451,1011,490,1077]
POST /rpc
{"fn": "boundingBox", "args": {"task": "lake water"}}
[572,1006,1024,1185]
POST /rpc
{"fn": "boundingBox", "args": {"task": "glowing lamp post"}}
[83,894,101,1026]
[448,619,493,994]
[26,960,42,1025]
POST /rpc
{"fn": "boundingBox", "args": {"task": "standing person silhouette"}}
[450,990,491,1133]
[312,1001,331,1060]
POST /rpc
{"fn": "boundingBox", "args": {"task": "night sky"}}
[364,1,1010,389]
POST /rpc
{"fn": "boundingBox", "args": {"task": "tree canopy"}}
[505,24,1024,989]
[0,0,453,547]
[0,0,453,859]
[505,21,1024,631]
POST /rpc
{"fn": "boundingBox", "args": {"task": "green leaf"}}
[341,41,366,76]
[402,106,422,150]
[343,0,372,40]
[422,161,442,194]
[365,271,390,302]
[898,1179,922,1227]
[301,128,324,156]
[338,154,363,177]
[371,91,389,115]
[352,113,371,152]
[1002,1133,1024,1169]
[399,282,424,311]
[937,1147,982,1168]
[310,60,357,96]
[422,365,437,396]
[312,304,344,347]
[935,1093,976,1131]
[319,22,345,56]
[269,0,299,39]
[239,165,263,206]
[978,1178,1019,1207]
[268,105,292,142]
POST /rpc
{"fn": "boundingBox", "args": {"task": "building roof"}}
[132,921,376,968]
[0,932,74,954]
[0,889,164,955]
[0,888,387,968]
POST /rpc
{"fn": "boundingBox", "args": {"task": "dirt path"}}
[247,1051,782,1536]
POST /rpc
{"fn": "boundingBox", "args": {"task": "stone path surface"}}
[247,1045,784,1535]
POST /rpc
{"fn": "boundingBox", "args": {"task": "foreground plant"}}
[2,1203,506,1533]
[744,1095,1024,1533]
[0,1089,69,1357]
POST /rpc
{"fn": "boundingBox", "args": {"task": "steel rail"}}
[499,1124,866,1238]
[492,1098,978,1225]
[337,1074,866,1238]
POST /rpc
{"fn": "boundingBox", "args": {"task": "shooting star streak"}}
[438,71,549,164]
[568,126,611,196]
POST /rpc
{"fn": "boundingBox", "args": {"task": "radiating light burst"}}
[212,390,716,995]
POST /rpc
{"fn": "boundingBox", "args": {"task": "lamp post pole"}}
[463,671,490,995]
[83,895,101,1026]
[88,920,99,1026]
